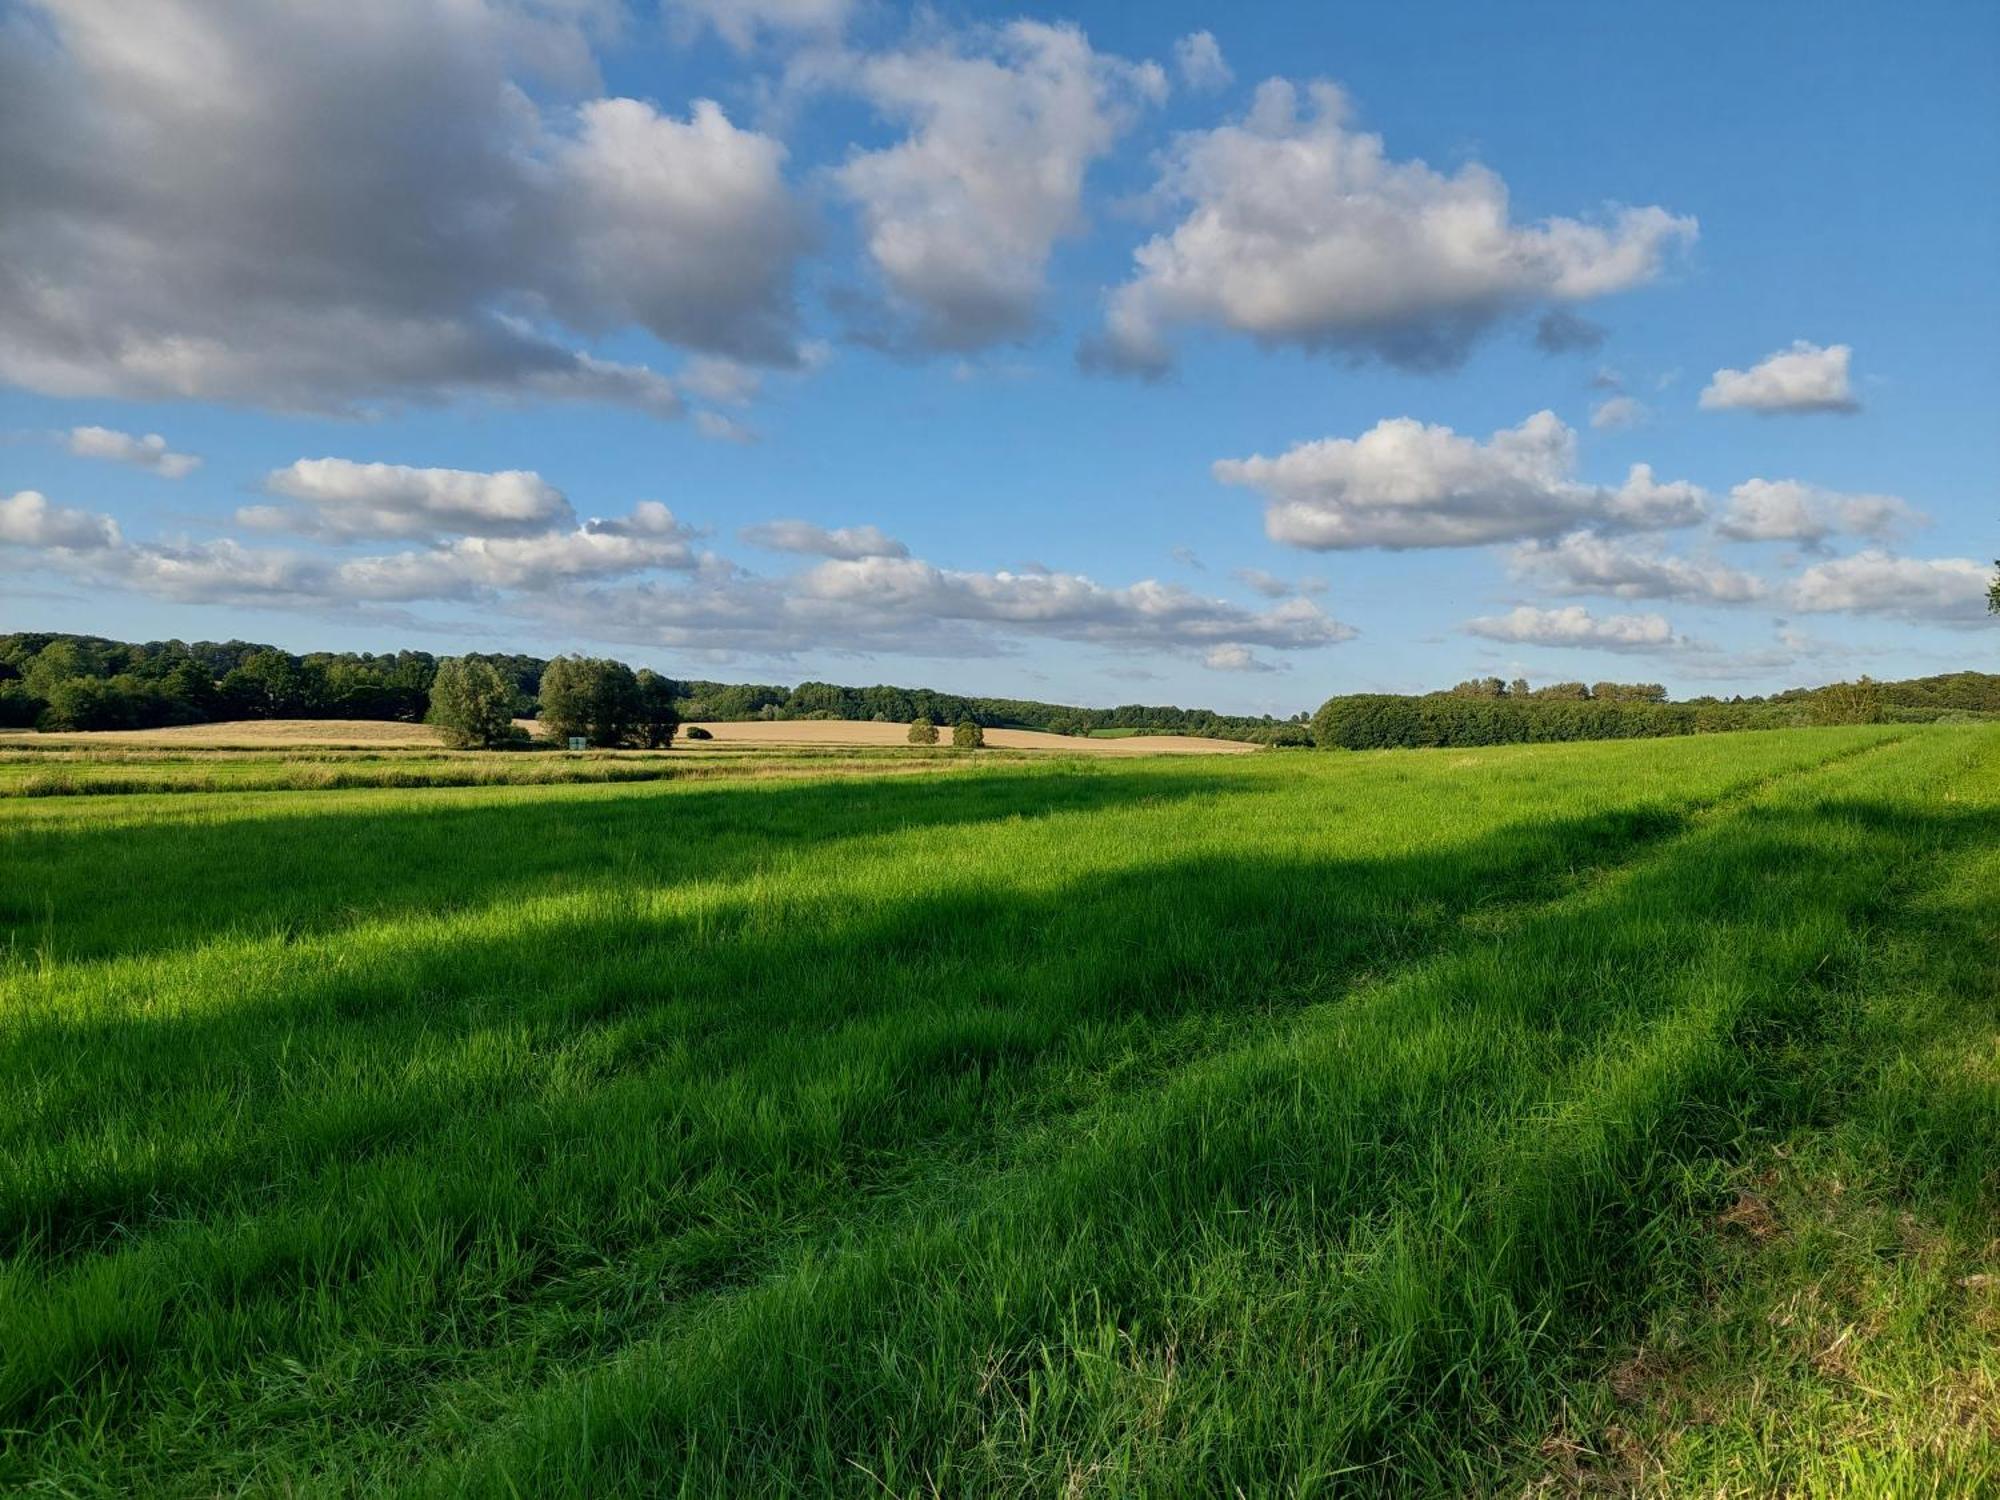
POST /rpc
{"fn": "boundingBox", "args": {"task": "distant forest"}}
[0,632,1309,742]
[2,631,1995,746]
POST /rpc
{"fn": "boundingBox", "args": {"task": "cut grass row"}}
[0,726,1991,1493]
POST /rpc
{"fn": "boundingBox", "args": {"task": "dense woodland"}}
[1,631,1993,748]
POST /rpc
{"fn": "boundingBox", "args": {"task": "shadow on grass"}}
[2,781,1995,1491]
[0,761,1267,964]
[4,796,1691,1260]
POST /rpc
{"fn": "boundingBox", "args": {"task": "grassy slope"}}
[0,727,1992,1494]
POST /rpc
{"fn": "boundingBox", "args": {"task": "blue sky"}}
[1,0,1993,712]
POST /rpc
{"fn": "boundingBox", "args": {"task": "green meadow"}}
[1,726,1994,1495]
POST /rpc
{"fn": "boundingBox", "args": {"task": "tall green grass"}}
[0,726,1992,1494]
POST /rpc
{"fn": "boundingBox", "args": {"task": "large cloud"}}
[1699,341,1858,414]
[829,21,1165,352]
[1464,604,1677,653]
[1214,410,1707,550]
[1087,80,1696,376]
[1787,551,1991,625]
[1716,478,1918,546]
[64,426,201,478]
[1511,532,1765,603]
[249,460,577,541]
[0,0,809,415]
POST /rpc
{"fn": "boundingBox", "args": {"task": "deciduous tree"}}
[425,657,519,748]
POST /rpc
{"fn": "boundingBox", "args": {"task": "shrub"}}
[908,716,939,745]
[683,725,713,741]
[1808,680,1885,726]
[952,719,983,749]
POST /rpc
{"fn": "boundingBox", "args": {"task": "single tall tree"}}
[426,657,518,748]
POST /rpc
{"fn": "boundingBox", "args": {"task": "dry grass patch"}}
[676,719,1261,755]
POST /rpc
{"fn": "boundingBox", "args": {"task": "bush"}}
[683,725,713,740]
[908,716,939,745]
[426,657,519,749]
[1808,680,1885,726]
[952,719,983,749]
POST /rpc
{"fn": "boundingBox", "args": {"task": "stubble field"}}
[1,725,1994,1494]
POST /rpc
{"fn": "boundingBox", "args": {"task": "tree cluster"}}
[1313,694,1696,750]
[536,657,678,748]
[1445,677,1666,702]
[0,634,446,731]
[671,677,1304,743]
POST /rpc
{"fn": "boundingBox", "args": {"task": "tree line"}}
[0,632,1302,744]
[3,631,1991,751]
[1311,671,1999,750]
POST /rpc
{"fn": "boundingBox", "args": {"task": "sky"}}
[1,0,1994,713]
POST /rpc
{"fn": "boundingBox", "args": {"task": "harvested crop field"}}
[1,725,1995,1495]
[675,718,1259,753]
[0,717,1256,755]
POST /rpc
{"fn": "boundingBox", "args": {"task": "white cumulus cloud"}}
[0,1,809,416]
[1787,551,1991,625]
[64,426,201,478]
[1717,478,1919,545]
[333,514,703,601]
[1464,604,1678,653]
[1699,341,1858,414]
[252,459,577,541]
[1214,410,1707,550]
[1087,79,1695,376]
[0,489,122,550]
[1511,532,1765,603]
[830,21,1166,351]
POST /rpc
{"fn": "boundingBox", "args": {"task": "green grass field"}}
[2,727,1994,1495]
